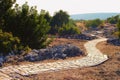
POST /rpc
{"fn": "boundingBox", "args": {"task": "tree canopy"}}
[0,0,16,29]
[49,10,70,34]
[107,15,119,24]
[51,10,69,27]
[3,3,50,49]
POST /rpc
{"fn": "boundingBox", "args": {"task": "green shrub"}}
[114,31,120,38]
[85,19,103,28]
[107,15,119,24]
[58,23,80,36]
[0,30,21,55]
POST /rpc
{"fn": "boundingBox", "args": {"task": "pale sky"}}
[16,0,120,15]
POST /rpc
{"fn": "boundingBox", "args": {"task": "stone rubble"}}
[0,38,108,80]
[24,44,83,62]
[107,39,120,46]
[59,34,97,40]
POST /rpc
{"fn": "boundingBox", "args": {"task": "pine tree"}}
[0,0,16,29]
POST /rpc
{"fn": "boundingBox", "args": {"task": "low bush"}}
[0,30,21,55]
[58,23,80,36]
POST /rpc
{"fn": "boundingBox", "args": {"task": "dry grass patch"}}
[96,41,120,57]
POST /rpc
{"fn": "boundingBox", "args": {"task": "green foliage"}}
[0,30,21,55]
[117,19,120,39]
[3,3,50,49]
[107,15,119,24]
[58,23,80,36]
[33,14,50,48]
[24,46,32,53]
[44,12,52,23]
[0,0,16,29]
[85,19,103,28]
[50,10,69,34]
[51,10,69,27]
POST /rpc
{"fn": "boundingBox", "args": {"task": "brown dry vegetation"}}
[97,41,120,57]
[21,40,120,80]
[75,22,87,31]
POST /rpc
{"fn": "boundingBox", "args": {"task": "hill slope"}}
[70,13,120,20]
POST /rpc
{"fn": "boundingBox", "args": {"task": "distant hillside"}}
[70,13,120,20]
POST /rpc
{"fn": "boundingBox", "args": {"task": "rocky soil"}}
[59,34,97,40]
[107,39,120,46]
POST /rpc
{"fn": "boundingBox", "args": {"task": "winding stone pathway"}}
[0,38,108,80]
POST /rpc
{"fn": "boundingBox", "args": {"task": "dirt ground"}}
[21,40,120,80]
[97,41,120,57]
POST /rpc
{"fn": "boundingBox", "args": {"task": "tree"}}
[44,12,52,23]
[51,10,69,27]
[50,10,69,34]
[4,3,50,49]
[0,0,16,29]
[107,15,119,24]
[32,14,50,48]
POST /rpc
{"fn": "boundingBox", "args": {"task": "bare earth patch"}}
[21,40,120,80]
[96,41,120,57]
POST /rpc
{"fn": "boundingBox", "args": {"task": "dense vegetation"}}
[0,30,21,55]
[85,19,103,29]
[59,22,80,36]
[0,0,80,55]
[4,3,50,49]
[49,10,70,34]
[107,15,119,24]
[0,0,16,29]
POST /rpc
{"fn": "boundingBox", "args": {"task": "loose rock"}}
[24,44,83,62]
